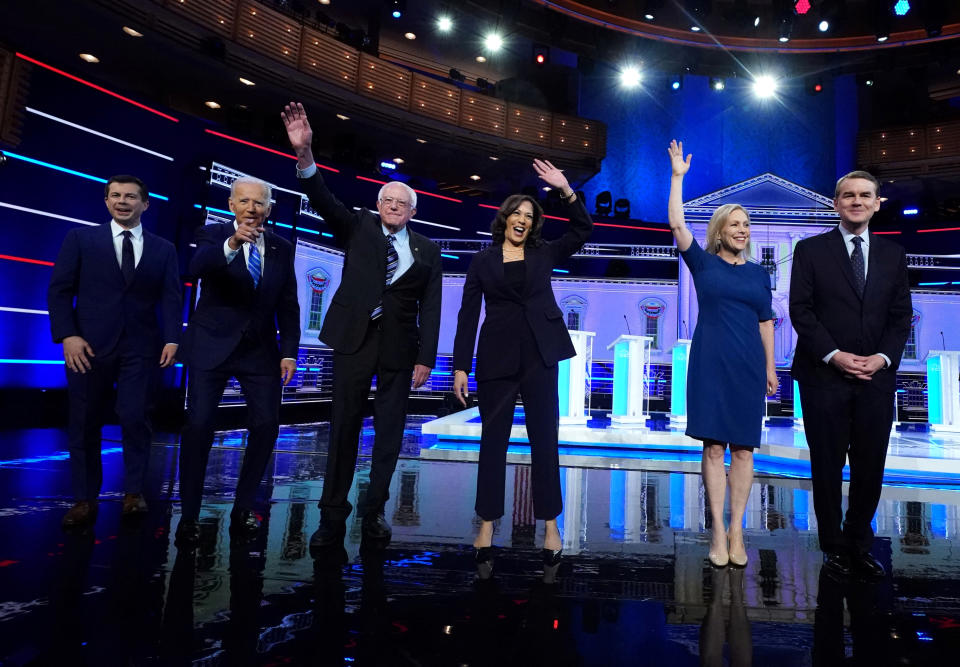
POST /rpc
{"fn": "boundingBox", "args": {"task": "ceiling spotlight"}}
[78,53,100,63]
[416,138,427,144]
[819,20,830,32]
[876,33,889,42]
[122,26,143,37]
[392,157,405,164]
[489,156,499,160]
[437,16,453,32]
[404,32,416,40]
[865,79,874,86]
[754,16,760,27]
[645,14,654,20]
[239,77,255,86]
[204,101,221,109]
[389,0,405,19]
[469,174,481,181]
[670,75,683,91]
[336,113,350,120]
[619,65,642,89]
[484,33,504,52]
[778,15,793,42]
[894,0,911,16]
[475,55,486,63]
[794,0,811,15]
[710,77,726,91]
[319,0,330,4]
[691,25,701,32]
[753,75,779,99]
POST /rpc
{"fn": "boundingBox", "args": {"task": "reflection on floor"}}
[1,418,959,665]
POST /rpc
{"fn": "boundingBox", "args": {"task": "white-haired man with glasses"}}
[282,102,442,549]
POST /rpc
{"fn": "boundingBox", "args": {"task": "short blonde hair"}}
[704,204,751,258]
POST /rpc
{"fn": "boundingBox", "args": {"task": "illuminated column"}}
[670,339,692,427]
[927,350,960,434]
[558,330,595,425]
[607,334,653,428]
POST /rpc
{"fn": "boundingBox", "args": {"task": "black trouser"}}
[66,339,155,500]
[179,343,281,521]
[475,336,562,521]
[799,380,894,554]
[320,322,412,522]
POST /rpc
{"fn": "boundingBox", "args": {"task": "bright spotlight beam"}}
[484,33,503,52]
[437,16,452,32]
[619,66,642,89]
[753,75,778,99]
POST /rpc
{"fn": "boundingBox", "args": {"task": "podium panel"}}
[669,339,692,426]
[928,351,960,434]
[607,335,654,428]
[558,330,595,425]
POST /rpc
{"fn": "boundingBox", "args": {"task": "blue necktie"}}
[371,234,398,320]
[249,243,262,288]
[850,236,865,297]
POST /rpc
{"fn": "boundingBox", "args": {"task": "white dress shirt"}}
[223,220,266,271]
[111,220,143,268]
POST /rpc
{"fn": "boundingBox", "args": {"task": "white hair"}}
[377,181,417,210]
[230,175,273,204]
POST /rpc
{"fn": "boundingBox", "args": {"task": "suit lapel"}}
[135,229,157,284]
[829,227,861,300]
[862,231,881,301]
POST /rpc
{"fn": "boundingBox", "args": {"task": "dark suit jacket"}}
[789,227,912,393]
[298,172,442,370]
[453,198,593,381]
[47,222,181,357]
[179,222,300,371]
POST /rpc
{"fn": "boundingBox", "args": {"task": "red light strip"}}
[355,176,463,203]
[873,231,902,235]
[477,204,499,210]
[917,226,960,233]
[15,53,180,123]
[0,254,55,266]
[203,130,339,172]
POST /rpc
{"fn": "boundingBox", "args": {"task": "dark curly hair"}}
[490,194,545,247]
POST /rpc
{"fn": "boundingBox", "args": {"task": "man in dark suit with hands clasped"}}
[790,170,912,579]
[282,102,442,548]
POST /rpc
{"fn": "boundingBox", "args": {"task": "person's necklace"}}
[503,245,524,259]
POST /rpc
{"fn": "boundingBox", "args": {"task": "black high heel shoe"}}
[475,546,495,580]
[541,548,563,584]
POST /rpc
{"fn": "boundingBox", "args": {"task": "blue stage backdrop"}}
[578,72,859,222]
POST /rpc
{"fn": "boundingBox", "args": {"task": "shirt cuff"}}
[297,163,317,179]
[877,353,891,368]
[823,349,839,365]
[281,357,296,362]
[223,238,240,262]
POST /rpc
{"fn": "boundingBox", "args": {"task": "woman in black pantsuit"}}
[453,160,592,578]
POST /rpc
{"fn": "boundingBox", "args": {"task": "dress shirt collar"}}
[381,223,409,246]
[837,224,869,249]
[111,220,143,239]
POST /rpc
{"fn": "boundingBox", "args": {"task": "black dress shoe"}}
[475,546,494,580]
[175,519,201,548]
[230,509,260,538]
[822,552,851,579]
[310,520,347,550]
[541,548,563,585]
[851,551,885,579]
[361,513,392,542]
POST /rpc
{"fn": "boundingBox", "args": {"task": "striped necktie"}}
[249,242,262,288]
[371,234,398,320]
[850,235,865,297]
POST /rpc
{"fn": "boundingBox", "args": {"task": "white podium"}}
[606,335,654,428]
[558,330,595,425]
[927,350,960,434]
[669,339,692,427]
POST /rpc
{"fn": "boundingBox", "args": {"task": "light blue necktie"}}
[248,243,262,288]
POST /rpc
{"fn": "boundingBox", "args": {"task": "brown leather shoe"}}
[121,493,148,516]
[62,501,98,529]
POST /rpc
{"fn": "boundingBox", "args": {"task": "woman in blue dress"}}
[668,140,778,568]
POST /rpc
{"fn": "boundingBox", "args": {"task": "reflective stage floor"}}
[2,418,960,665]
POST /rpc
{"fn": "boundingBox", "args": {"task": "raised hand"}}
[533,158,571,193]
[668,139,692,177]
[281,102,313,160]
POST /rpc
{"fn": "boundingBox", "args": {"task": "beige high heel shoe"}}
[728,534,748,568]
[708,531,729,568]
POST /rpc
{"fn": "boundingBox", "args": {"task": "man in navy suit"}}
[48,175,182,529]
[282,103,442,548]
[176,176,300,546]
[790,170,912,579]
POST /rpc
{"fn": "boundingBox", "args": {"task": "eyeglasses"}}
[379,196,410,209]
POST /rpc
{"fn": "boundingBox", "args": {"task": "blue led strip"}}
[3,152,169,200]
[441,253,459,260]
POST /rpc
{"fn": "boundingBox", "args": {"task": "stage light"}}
[392,157,404,165]
[78,53,99,63]
[778,15,793,42]
[469,174,481,181]
[710,77,725,91]
[389,0,405,19]
[691,25,701,32]
[416,138,427,144]
[204,100,221,109]
[437,16,453,32]
[239,77,255,86]
[122,26,143,37]
[807,78,823,94]
[619,66,642,89]
[903,207,919,215]
[819,19,830,31]
[404,32,416,40]
[448,68,465,82]
[877,33,888,42]
[670,75,683,91]
[484,33,504,53]
[645,13,654,20]
[533,44,549,66]
[754,16,761,27]
[475,55,486,63]
[643,0,663,21]
[794,0,811,14]
[753,75,778,98]
[379,160,397,171]
[336,114,350,120]
[894,0,910,16]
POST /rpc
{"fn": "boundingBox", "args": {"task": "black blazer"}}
[47,222,181,357]
[789,227,912,393]
[298,172,442,370]
[179,222,301,371]
[453,197,593,381]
